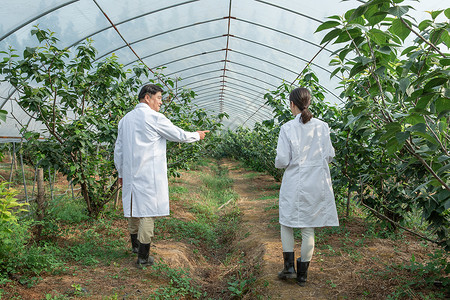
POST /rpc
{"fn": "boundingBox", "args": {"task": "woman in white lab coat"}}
[114,84,208,268]
[275,87,339,286]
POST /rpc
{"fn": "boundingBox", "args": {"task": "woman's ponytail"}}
[301,108,312,124]
[289,87,313,124]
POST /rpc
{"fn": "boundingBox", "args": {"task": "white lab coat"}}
[275,114,339,228]
[114,103,200,217]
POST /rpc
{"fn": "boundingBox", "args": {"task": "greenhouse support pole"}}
[49,167,54,202]
[20,150,28,203]
[8,142,16,188]
[36,168,45,218]
[36,168,46,239]
[32,163,38,199]
[69,179,75,200]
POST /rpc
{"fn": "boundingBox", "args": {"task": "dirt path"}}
[222,159,332,299]
[222,159,440,300]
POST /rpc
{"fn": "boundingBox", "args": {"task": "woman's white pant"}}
[280,225,315,262]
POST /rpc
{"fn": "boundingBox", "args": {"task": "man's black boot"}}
[130,234,139,254]
[296,258,310,286]
[278,252,296,279]
[136,243,154,269]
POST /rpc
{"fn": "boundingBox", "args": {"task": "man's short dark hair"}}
[138,84,164,100]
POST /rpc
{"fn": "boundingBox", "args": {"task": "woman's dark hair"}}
[289,87,313,124]
[138,84,164,100]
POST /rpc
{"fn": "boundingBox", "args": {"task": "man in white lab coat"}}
[114,84,209,268]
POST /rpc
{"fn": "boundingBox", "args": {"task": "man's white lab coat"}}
[114,103,199,217]
[275,114,339,228]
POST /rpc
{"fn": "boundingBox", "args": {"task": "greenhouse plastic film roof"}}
[0,0,446,140]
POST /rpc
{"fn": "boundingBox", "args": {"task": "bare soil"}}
[0,158,446,299]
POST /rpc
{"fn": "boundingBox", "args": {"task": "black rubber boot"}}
[130,234,139,254]
[278,252,296,279]
[296,258,310,286]
[136,243,154,269]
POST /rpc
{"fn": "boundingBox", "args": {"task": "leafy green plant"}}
[0,182,28,252]
[317,0,450,248]
[0,27,224,218]
[150,261,204,299]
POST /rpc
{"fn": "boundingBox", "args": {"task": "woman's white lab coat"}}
[114,103,199,217]
[275,114,339,228]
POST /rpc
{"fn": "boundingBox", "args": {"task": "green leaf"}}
[349,63,366,78]
[440,30,450,48]
[349,5,368,21]
[398,77,410,94]
[330,67,341,79]
[315,21,341,33]
[418,19,432,31]
[0,110,6,122]
[381,122,401,142]
[439,58,450,66]
[388,6,409,17]
[338,48,352,61]
[368,28,388,45]
[430,10,443,20]
[365,5,388,25]
[436,163,450,176]
[445,8,450,19]
[435,97,450,114]
[405,114,424,125]
[386,137,402,155]
[396,131,410,144]
[424,77,448,91]
[406,123,426,134]
[390,18,410,41]
[320,28,342,44]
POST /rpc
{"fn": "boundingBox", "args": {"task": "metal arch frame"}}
[180,70,276,92]
[181,69,224,81]
[193,91,269,112]
[96,34,225,62]
[216,81,268,96]
[181,75,272,94]
[197,98,270,122]
[0,89,17,110]
[1,0,351,131]
[187,80,263,96]
[194,84,262,99]
[194,88,269,109]
[184,81,223,93]
[128,48,225,68]
[224,65,283,85]
[194,93,271,114]
[166,60,224,77]
[69,1,206,51]
[0,0,80,42]
[195,101,268,123]
[232,35,339,78]
[230,49,298,75]
[109,16,338,72]
[235,18,334,54]
[179,64,280,89]
[254,0,323,23]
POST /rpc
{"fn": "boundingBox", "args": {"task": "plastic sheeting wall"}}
[0,0,446,140]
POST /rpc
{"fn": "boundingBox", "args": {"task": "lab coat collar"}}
[135,102,152,110]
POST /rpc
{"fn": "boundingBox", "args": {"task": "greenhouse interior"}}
[0,0,449,299]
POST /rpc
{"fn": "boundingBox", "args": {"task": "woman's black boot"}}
[278,252,296,279]
[136,243,154,269]
[296,258,310,286]
[130,234,139,254]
